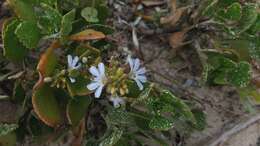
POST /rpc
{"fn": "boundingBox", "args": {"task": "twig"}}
[208,114,260,146]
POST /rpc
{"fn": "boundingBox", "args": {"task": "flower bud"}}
[44,77,52,83]
[82,57,88,64]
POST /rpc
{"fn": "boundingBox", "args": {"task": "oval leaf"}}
[32,84,63,127]
[2,19,28,61]
[149,115,174,131]
[69,29,105,41]
[67,96,91,127]
[81,7,99,23]
[15,21,41,49]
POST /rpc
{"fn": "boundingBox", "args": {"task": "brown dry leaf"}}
[160,6,188,26]
[169,29,189,49]
[142,0,166,7]
[160,0,189,26]
[69,29,106,41]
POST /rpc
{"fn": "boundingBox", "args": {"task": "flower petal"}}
[136,75,147,83]
[136,67,146,74]
[72,56,79,67]
[67,55,73,67]
[87,82,99,90]
[74,63,81,69]
[98,63,105,76]
[94,85,104,98]
[89,66,100,77]
[110,97,125,108]
[133,58,140,71]
[134,78,144,90]
[69,77,76,83]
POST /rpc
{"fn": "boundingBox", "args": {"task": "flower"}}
[87,63,107,98]
[128,57,147,90]
[109,95,125,108]
[67,55,81,83]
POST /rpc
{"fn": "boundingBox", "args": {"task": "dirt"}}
[110,1,257,145]
[0,0,258,146]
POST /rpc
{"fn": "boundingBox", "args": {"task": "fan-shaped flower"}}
[87,63,107,98]
[109,95,125,108]
[127,57,147,90]
[67,55,81,83]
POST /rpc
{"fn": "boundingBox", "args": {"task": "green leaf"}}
[66,76,91,97]
[15,21,41,49]
[7,0,37,21]
[2,19,28,61]
[81,7,99,23]
[235,3,258,34]
[248,37,260,60]
[131,84,152,106]
[60,9,76,38]
[229,61,251,87]
[0,124,18,136]
[212,58,236,84]
[219,2,241,21]
[37,3,62,35]
[106,108,133,126]
[161,91,196,124]
[32,84,63,127]
[218,0,239,7]
[99,128,123,146]
[67,96,91,127]
[207,55,237,85]
[191,109,206,131]
[149,115,174,131]
[146,97,164,114]
[126,80,149,98]
[96,4,110,24]
[248,15,260,34]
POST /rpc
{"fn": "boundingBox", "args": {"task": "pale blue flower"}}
[87,63,107,98]
[109,95,125,108]
[127,57,147,90]
[67,55,81,83]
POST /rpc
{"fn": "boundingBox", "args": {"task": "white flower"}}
[87,63,107,98]
[127,57,147,90]
[109,95,125,108]
[67,55,81,83]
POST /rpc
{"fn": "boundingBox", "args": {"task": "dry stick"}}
[208,114,260,146]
